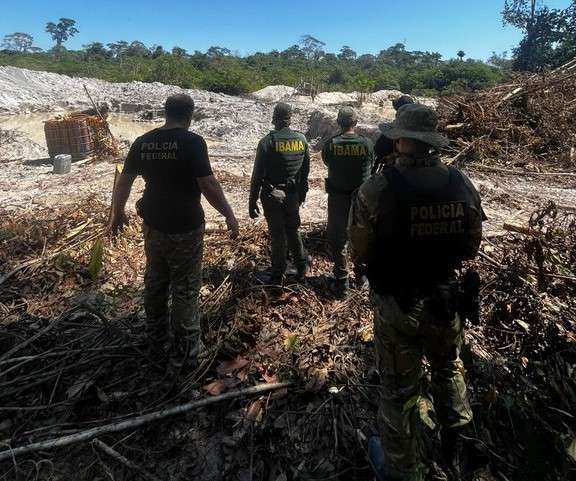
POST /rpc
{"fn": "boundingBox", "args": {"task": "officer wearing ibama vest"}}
[249,102,310,285]
[322,106,374,299]
[349,104,485,481]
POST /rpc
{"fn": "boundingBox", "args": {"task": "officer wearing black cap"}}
[372,95,415,174]
[249,102,310,285]
[322,106,374,298]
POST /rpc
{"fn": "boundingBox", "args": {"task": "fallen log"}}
[0,382,292,462]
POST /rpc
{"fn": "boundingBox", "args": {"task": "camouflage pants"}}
[372,291,472,481]
[327,192,352,280]
[144,224,204,367]
[261,189,307,278]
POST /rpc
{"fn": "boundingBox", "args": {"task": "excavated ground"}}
[0,67,575,481]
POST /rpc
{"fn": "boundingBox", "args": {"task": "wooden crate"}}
[44,115,95,160]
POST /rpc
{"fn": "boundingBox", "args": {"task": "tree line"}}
[1,4,574,97]
[503,0,576,71]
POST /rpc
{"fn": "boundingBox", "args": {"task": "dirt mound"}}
[369,89,404,104]
[0,66,236,115]
[251,85,296,102]
[438,58,576,170]
[315,91,358,105]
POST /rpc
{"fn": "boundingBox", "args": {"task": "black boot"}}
[255,271,284,286]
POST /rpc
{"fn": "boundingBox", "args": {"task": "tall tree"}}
[2,32,34,52]
[151,45,166,58]
[107,41,129,58]
[125,41,151,57]
[83,42,110,61]
[206,46,231,57]
[45,18,79,48]
[300,35,326,61]
[457,50,466,61]
[280,45,306,60]
[378,43,411,66]
[338,45,357,61]
[172,46,188,57]
[502,0,571,70]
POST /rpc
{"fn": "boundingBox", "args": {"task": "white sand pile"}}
[370,89,404,104]
[315,91,358,105]
[251,85,296,102]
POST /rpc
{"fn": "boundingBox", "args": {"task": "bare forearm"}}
[200,178,235,219]
[112,174,135,218]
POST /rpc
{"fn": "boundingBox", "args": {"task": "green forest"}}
[1,0,575,96]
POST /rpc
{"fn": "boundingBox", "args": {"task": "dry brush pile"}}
[466,203,576,480]
[0,196,575,480]
[0,199,376,481]
[439,58,576,171]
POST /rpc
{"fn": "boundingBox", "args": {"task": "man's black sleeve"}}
[123,137,142,175]
[298,141,310,202]
[249,139,268,206]
[191,136,213,178]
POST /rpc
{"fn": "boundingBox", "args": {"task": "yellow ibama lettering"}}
[334,144,368,156]
[276,140,304,153]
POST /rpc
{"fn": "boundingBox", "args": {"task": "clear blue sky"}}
[1,0,572,60]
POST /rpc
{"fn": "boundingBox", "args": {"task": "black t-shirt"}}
[123,128,213,233]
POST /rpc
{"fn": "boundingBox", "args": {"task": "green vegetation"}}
[2,1,575,97]
[503,0,576,71]
[0,39,504,97]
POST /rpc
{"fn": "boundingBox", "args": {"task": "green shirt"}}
[322,132,374,194]
[249,127,310,203]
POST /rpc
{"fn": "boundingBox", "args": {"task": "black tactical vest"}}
[367,165,477,296]
[264,129,307,187]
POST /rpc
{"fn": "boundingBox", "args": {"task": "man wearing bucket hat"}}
[349,104,485,480]
[249,102,310,285]
[322,106,374,298]
[372,95,415,174]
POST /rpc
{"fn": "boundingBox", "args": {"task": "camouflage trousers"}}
[327,192,352,280]
[144,224,204,368]
[372,291,472,481]
[261,189,307,278]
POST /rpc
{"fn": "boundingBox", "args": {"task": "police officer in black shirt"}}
[111,94,239,380]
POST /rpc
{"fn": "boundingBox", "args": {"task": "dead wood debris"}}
[0,198,574,480]
[439,58,576,172]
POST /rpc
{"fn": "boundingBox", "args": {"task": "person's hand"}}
[299,192,307,207]
[226,215,240,239]
[249,202,260,219]
[110,212,129,236]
